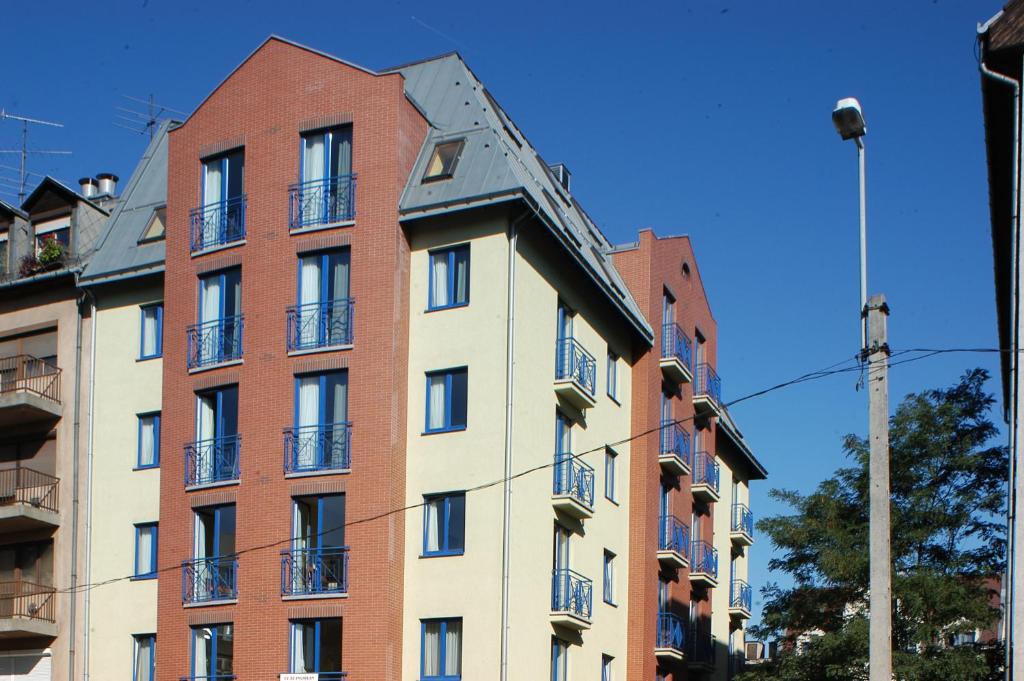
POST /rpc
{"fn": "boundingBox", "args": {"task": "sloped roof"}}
[0,198,27,219]
[20,176,108,215]
[388,53,654,344]
[80,121,172,283]
[986,1,1024,53]
[717,408,768,480]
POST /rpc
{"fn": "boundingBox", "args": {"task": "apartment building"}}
[155,36,766,681]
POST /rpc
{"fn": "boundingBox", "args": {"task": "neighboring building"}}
[979,2,1024,677]
[154,36,765,681]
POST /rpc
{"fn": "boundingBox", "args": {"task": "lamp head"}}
[832,97,866,140]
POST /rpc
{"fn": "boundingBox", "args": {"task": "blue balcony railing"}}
[555,337,597,396]
[657,611,686,651]
[286,299,354,351]
[190,195,246,252]
[181,555,238,604]
[185,435,240,487]
[284,423,352,474]
[661,322,693,370]
[551,568,592,620]
[288,174,357,229]
[660,420,692,468]
[731,579,752,611]
[690,540,718,578]
[732,502,754,537]
[281,547,350,596]
[553,455,595,509]
[693,451,720,493]
[659,514,690,555]
[695,363,722,406]
[187,316,244,369]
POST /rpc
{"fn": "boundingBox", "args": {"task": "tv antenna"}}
[0,110,72,204]
[115,94,186,140]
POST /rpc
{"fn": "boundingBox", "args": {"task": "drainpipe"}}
[81,288,97,681]
[68,286,89,681]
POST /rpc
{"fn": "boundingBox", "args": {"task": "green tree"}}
[742,369,1006,681]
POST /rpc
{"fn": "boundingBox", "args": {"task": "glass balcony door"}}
[196,269,242,365]
[297,251,350,349]
[294,371,348,470]
[299,127,353,226]
[192,506,236,603]
[201,151,244,246]
[290,495,346,594]
[195,386,238,483]
[192,623,233,681]
[291,619,343,677]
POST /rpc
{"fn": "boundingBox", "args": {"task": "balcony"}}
[0,466,59,532]
[659,420,691,476]
[730,579,752,620]
[182,555,238,604]
[731,503,754,547]
[550,568,592,630]
[190,195,246,253]
[657,515,690,569]
[552,456,594,519]
[688,629,715,673]
[655,611,686,661]
[288,174,357,230]
[689,540,718,588]
[284,423,352,475]
[286,299,355,353]
[693,363,722,417]
[0,580,56,639]
[187,316,244,370]
[660,322,693,384]
[281,547,350,597]
[554,337,597,410]
[0,355,62,428]
[691,451,720,503]
[185,435,240,488]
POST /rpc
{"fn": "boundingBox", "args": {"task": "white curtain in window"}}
[197,396,216,482]
[140,419,156,466]
[298,377,320,469]
[444,621,461,676]
[425,499,441,552]
[200,277,221,325]
[428,375,446,430]
[138,527,154,573]
[291,623,306,672]
[423,622,441,676]
[304,134,326,183]
[453,253,468,303]
[431,252,449,307]
[300,256,321,345]
[142,308,158,356]
[203,162,223,245]
[135,637,153,681]
[193,630,211,678]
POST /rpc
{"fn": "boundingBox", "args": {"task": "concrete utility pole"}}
[866,295,892,681]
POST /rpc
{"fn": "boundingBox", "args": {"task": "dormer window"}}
[139,207,166,243]
[423,140,464,182]
[34,216,71,254]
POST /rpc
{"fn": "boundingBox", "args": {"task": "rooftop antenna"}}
[0,110,72,204]
[115,94,187,140]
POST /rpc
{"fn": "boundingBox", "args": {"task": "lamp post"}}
[833,97,892,681]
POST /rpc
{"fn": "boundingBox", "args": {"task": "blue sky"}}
[2,1,1006,625]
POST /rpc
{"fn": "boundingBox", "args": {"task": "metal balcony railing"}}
[553,455,595,508]
[732,502,754,537]
[661,322,693,370]
[0,355,61,402]
[284,423,352,474]
[690,540,719,578]
[551,568,592,620]
[288,174,357,229]
[555,337,596,396]
[181,555,238,604]
[184,435,240,487]
[281,547,350,596]
[731,579,752,611]
[660,419,692,468]
[695,363,722,405]
[286,299,354,351]
[187,316,244,369]
[657,611,685,651]
[190,195,246,252]
[693,451,720,493]
[0,580,55,622]
[0,466,59,513]
[659,514,690,555]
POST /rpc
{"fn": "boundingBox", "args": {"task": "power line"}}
[0,110,71,203]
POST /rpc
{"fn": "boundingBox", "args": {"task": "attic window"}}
[139,207,166,243]
[423,140,465,182]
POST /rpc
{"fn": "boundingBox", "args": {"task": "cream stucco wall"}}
[401,213,634,680]
[710,454,751,681]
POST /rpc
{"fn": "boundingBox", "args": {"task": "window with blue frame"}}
[421,618,462,680]
[137,413,160,469]
[550,637,568,681]
[606,350,617,399]
[190,386,239,486]
[191,268,242,368]
[288,371,349,473]
[428,245,470,310]
[425,368,468,433]
[290,618,343,677]
[190,623,233,681]
[133,634,156,681]
[293,126,354,228]
[284,494,348,596]
[134,523,158,579]
[194,150,245,251]
[291,249,352,350]
[604,447,617,502]
[139,303,163,359]
[423,493,465,556]
[603,550,615,605]
[602,654,614,681]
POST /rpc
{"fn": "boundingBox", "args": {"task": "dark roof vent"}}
[549,163,571,192]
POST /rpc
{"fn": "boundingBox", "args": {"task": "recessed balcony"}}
[550,568,592,630]
[553,337,597,410]
[657,514,690,569]
[689,540,718,588]
[0,466,59,532]
[186,316,244,370]
[730,503,754,547]
[288,174,357,231]
[691,451,720,503]
[286,299,354,353]
[281,547,350,598]
[730,579,752,620]
[552,456,594,519]
[284,423,352,475]
[190,195,246,253]
[660,322,693,384]
[181,555,238,605]
[655,611,686,661]
[693,363,722,417]
[0,355,62,429]
[0,580,56,639]
[688,630,715,672]
[185,435,240,489]
[659,420,691,476]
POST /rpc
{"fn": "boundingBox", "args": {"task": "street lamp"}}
[832,97,868,352]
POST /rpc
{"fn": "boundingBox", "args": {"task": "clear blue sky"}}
[3,1,1006,626]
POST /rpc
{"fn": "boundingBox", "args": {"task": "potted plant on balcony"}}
[36,236,65,267]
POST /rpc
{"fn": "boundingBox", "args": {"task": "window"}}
[134,523,158,579]
[137,413,160,468]
[423,493,466,556]
[140,207,166,243]
[421,618,462,680]
[133,634,156,681]
[190,624,233,681]
[550,637,568,681]
[194,149,245,251]
[191,385,239,485]
[606,351,618,400]
[190,506,237,602]
[286,495,347,595]
[139,304,163,359]
[290,618,343,676]
[423,139,465,182]
[603,550,615,604]
[34,217,70,255]
[292,249,352,350]
[604,447,617,502]
[425,368,468,433]
[295,127,354,227]
[602,654,614,681]
[192,267,242,367]
[289,371,350,473]
[0,231,7,276]
[428,245,470,310]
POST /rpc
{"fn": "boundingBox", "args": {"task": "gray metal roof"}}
[388,54,654,344]
[80,121,171,283]
[0,198,27,219]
